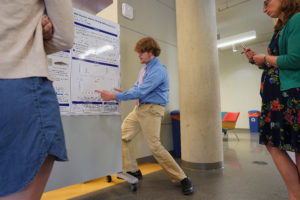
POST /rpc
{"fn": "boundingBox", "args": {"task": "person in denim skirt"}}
[0,1,74,199]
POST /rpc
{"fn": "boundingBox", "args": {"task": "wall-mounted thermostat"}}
[122,3,133,19]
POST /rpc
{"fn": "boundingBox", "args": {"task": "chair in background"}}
[221,112,240,141]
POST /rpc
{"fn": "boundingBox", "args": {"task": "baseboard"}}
[231,128,250,133]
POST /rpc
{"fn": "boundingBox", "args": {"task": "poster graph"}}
[48,8,120,115]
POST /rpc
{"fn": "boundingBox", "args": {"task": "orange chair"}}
[222,112,240,140]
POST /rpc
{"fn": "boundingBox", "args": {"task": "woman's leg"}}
[0,155,55,200]
[266,145,300,200]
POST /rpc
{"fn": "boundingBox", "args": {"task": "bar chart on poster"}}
[48,8,120,115]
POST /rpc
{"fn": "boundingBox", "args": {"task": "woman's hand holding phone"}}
[241,43,255,64]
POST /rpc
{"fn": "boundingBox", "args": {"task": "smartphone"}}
[241,43,250,54]
[241,43,247,49]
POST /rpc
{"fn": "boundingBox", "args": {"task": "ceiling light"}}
[217,30,256,48]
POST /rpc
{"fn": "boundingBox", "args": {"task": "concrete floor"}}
[71,131,289,200]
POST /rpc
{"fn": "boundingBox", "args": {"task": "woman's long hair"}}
[274,0,300,31]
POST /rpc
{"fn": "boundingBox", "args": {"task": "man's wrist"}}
[112,93,116,100]
[115,92,121,101]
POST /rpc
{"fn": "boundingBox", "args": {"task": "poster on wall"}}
[48,8,120,115]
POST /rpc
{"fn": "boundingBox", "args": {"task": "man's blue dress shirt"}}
[115,57,169,106]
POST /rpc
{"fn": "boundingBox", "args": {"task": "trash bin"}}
[248,110,260,132]
[170,110,181,158]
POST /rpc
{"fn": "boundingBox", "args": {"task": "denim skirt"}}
[0,77,68,197]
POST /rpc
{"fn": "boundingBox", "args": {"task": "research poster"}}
[48,8,120,115]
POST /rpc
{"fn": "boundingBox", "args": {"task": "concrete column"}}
[175,0,223,169]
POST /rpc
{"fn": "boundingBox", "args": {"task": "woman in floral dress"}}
[243,0,300,199]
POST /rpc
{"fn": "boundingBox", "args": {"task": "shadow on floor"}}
[70,132,288,200]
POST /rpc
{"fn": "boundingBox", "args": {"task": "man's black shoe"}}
[126,170,143,180]
[181,177,194,195]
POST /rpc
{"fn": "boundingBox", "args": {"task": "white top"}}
[0,0,74,79]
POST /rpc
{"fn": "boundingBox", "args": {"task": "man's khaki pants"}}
[122,103,186,182]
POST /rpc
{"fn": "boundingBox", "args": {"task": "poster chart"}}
[48,8,120,115]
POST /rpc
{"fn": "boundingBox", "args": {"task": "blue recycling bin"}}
[170,110,181,158]
[248,110,260,132]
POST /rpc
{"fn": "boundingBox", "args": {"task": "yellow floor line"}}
[41,163,162,200]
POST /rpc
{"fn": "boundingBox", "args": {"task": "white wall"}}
[219,41,271,128]
[216,0,275,129]
[97,0,273,158]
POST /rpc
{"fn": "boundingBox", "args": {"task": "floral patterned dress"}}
[259,32,300,153]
